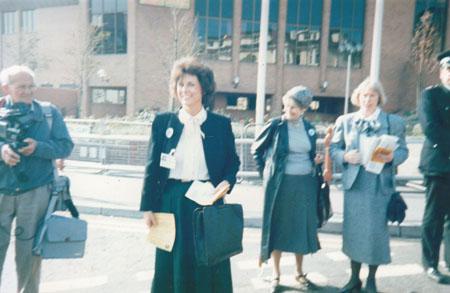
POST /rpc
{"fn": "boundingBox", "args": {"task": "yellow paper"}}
[147,213,175,252]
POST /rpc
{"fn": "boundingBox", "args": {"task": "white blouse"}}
[358,107,381,164]
[169,107,209,181]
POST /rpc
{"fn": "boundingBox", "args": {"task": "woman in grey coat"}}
[252,86,322,291]
[330,78,409,293]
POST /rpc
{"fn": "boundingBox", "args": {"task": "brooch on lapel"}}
[166,127,174,139]
[308,129,316,136]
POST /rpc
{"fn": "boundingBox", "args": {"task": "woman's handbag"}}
[32,195,87,259]
[385,114,408,224]
[387,191,407,224]
[193,203,244,266]
[316,165,333,228]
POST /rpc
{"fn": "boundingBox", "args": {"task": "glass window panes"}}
[414,0,447,51]
[92,88,106,103]
[3,12,16,35]
[91,87,126,104]
[240,0,279,63]
[327,0,365,68]
[195,0,233,61]
[21,10,35,33]
[89,0,127,54]
[284,0,323,66]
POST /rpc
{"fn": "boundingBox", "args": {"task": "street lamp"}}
[339,41,363,114]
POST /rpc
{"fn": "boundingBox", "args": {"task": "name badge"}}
[160,149,176,169]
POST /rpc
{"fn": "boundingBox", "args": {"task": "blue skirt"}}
[270,174,320,254]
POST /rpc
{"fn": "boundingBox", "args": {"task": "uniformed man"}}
[420,50,450,284]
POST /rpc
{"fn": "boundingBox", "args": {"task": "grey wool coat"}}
[251,117,317,263]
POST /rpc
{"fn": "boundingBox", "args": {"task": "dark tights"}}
[347,260,378,292]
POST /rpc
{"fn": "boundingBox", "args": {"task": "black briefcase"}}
[193,204,244,267]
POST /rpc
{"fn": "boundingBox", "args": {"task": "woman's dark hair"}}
[169,57,216,107]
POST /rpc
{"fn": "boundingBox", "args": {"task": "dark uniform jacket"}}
[140,111,240,212]
[251,117,317,263]
[419,85,450,176]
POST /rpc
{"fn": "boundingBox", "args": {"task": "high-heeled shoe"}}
[339,278,362,293]
[270,276,280,292]
[295,274,316,290]
[365,277,377,293]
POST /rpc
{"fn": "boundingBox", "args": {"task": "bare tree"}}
[411,10,439,108]
[65,24,108,117]
[153,8,200,111]
[2,32,49,70]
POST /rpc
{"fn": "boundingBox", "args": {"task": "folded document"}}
[185,181,229,206]
[147,213,175,252]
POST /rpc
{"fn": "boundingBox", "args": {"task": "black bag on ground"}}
[193,204,244,266]
[387,191,407,224]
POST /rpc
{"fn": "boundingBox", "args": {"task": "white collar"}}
[356,107,381,121]
[178,107,207,125]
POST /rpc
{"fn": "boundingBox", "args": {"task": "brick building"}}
[0,0,448,120]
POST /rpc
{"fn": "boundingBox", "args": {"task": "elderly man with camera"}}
[0,65,73,293]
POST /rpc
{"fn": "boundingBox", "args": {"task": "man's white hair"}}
[0,65,35,86]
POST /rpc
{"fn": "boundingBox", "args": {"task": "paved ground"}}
[63,141,425,237]
[3,215,450,293]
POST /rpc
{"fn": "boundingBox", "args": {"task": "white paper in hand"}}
[185,180,217,206]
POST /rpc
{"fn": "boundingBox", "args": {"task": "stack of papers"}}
[362,134,399,174]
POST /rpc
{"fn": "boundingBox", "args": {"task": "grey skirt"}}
[342,170,391,265]
[270,174,320,254]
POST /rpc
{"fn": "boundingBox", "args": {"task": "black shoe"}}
[365,277,377,293]
[339,279,362,293]
[426,268,445,283]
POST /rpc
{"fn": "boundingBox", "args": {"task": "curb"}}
[78,206,422,238]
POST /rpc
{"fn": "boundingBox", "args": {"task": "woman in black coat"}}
[252,86,322,291]
[140,57,240,293]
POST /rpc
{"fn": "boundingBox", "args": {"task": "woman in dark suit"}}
[330,78,408,293]
[140,57,240,293]
[252,86,322,291]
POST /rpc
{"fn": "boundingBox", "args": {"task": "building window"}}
[285,0,323,66]
[2,12,16,35]
[240,0,279,63]
[328,0,365,68]
[21,10,35,33]
[195,0,233,61]
[91,87,126,104]
[90,0,127,54]
[414,0,447,51]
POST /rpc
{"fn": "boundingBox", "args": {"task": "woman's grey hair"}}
[351,77,387,107]
[0,65,35,86]
[282,85,314,109]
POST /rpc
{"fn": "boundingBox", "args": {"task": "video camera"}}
[0,107,33,151]
[0,107,34,182]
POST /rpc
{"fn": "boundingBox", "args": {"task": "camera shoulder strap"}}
[39,101,53,130]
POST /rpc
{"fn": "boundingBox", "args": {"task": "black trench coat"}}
[251,117,317,263]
